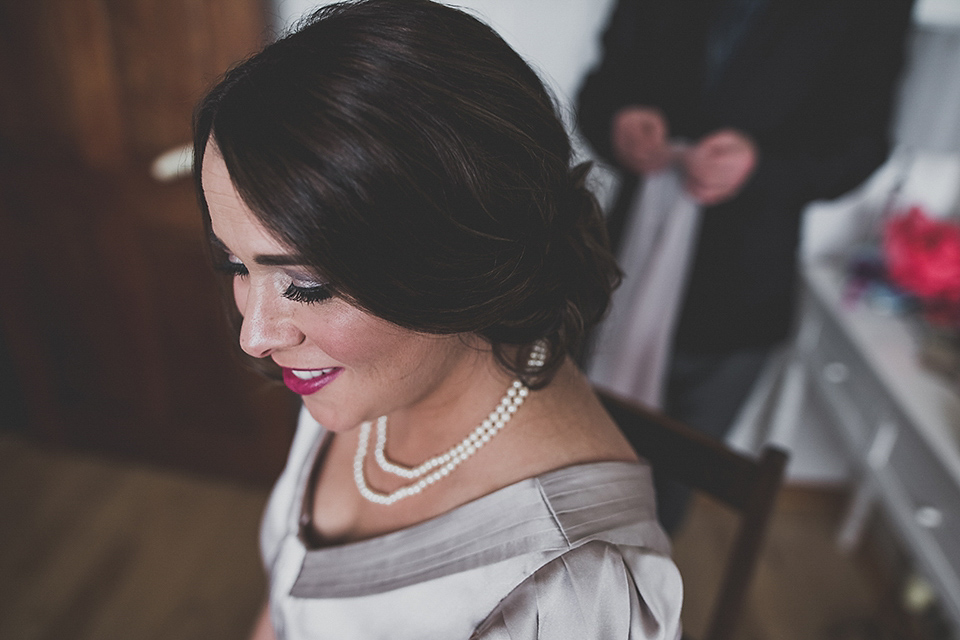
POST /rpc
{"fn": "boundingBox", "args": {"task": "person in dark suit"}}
[578,0,914,531]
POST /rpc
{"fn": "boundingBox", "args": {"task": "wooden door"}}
[0,0,300,484]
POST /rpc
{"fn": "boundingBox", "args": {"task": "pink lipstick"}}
[281,367,343,395]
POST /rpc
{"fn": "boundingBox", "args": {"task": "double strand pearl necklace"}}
[353,342,547,505]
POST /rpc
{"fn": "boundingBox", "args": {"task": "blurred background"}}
[2,0,960,638]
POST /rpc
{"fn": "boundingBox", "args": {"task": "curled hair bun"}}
[513,162,620,387]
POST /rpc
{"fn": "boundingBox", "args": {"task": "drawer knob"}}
[914,506,943,529]
[823,362,849,384]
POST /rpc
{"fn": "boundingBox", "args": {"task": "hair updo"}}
[193,0,620,387]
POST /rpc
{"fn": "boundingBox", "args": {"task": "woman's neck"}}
[376,348,517,470]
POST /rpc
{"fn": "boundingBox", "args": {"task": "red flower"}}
[884,206,960,304]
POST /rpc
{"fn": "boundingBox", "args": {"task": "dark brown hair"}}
[194,0,619,387]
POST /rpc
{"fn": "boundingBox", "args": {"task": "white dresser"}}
[788,262,960,633]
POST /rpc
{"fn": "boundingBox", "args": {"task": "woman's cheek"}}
[302,302,401,365]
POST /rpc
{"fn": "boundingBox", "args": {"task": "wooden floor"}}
[674,491,892,640]
[0,431,900,640]
[0,434,269,640]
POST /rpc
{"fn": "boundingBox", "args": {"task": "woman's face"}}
[201,143,482,431]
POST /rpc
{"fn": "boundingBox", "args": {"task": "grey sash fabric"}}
[588,167,701,408]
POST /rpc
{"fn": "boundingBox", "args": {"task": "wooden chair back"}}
[597,388,789,640]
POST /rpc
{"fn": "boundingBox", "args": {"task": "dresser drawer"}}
[799,266,960,629]
[805,311,894,457]
[887,422,960,589]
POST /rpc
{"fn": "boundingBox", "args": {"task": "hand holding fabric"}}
[682,129,757,205]
[611,106,672,175]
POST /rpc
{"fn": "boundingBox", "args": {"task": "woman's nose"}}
[236,280,304,359]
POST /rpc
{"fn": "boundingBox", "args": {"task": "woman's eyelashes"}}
[283,282,332,304]
[281,269,332,304]
[215,255,248,278]
[216,255,331,305]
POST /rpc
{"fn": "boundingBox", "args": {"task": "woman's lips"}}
[281,367,343,395]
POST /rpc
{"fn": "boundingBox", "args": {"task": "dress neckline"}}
[289,425,668,598]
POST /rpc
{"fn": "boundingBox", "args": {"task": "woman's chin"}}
[301,400,366,433]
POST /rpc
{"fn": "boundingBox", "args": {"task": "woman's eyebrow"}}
[254,254,304,267]
[208,232,303,266]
